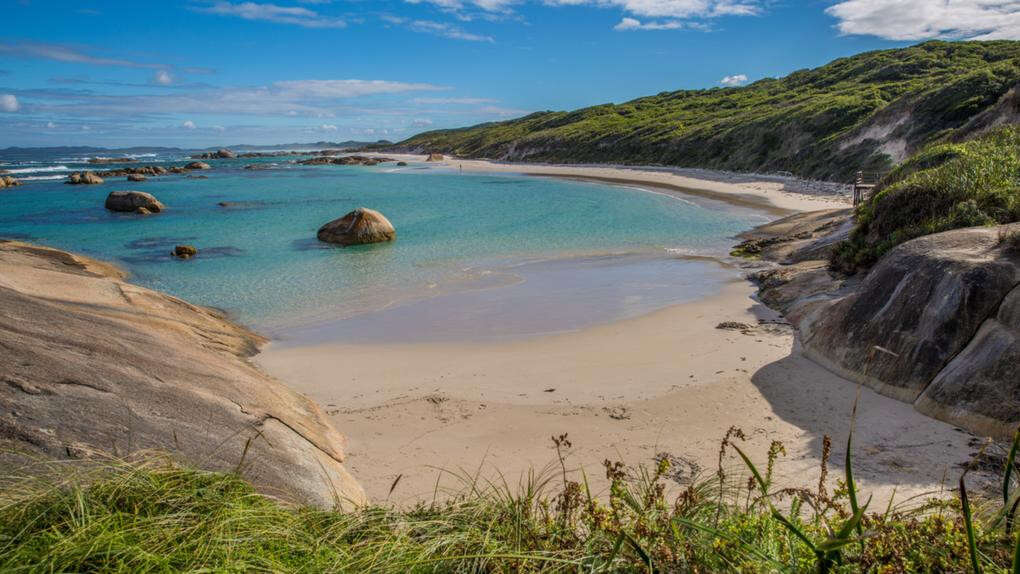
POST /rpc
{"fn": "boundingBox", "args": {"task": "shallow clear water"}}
[0,156,768,339]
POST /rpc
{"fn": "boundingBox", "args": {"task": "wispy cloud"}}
[411,96,498,104]
[273,79,445,98]
[0,41,166,69]
[382,14,493,41]
[195,1,347,28]
[826,0,1020,40]
[720,73,747,86]
[9,78,449,119]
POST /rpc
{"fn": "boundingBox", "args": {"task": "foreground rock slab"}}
[317,208,396,246]
[0,241,364,507]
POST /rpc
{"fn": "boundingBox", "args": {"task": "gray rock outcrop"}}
[744,211,1020,438]
[0,241,365,507]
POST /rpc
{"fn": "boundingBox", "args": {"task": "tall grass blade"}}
[1005,427,1019,507]
[960,476,982,574]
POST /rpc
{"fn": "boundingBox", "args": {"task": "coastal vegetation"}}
[831,125,1020,273]
[3,428,1018,572]
[393,41,1020,181]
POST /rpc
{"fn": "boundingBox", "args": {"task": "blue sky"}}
[1,0,1016,148]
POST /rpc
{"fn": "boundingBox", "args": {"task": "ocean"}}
[0,152,769,342]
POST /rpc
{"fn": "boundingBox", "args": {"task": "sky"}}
[2,0,1018,148]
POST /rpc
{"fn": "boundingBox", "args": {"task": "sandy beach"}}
[255,156,981,506]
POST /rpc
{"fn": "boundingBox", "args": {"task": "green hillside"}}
[395,41,1020,181]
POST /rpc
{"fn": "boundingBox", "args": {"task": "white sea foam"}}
[20,175,66,181]
[5,165,71,174]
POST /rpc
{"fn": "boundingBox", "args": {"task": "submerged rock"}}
[173,245,198,258]
[66,171,104,185]
[396,161,408,166]
[105,191,164,214]
[127,174,147,182]
[0,241,364,507]
[317,208,396,246]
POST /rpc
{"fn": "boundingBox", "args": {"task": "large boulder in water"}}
[317,208,396,246]
[105,191,164,214]
[0,176,21,188]
[0,241,365,507]
[185,161,211,170]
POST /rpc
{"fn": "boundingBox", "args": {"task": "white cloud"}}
[0,94,18,112]
[197,2,347,28]
[212,125,226,132]
[412,118,434,126]
[547,0,761,20]
[182,120,197,129]
[826,0,1020,40]
[614,17,690,30]
[154,70,173,85]
[46,121,57,128]
[319,123,338,131]
[720,73,747,86]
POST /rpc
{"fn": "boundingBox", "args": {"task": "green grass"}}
[3,428,1019,573]
[830,125,1020,273]
[391,41,1020,181]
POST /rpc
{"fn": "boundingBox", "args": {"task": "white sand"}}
[256,156,979,505]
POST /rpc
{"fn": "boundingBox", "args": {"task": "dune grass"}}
[2,425,1018,573]
[830,125,1020,273]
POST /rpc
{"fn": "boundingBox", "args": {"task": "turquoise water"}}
[0,156,768,338]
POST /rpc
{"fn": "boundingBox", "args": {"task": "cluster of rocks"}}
[739,210,1020,439]
[426,153,445,162]
[191,148,237,160]
[104,191,164,215]
[88,157,137,164]
[68,162,212,185]
[297,155,395,167]
[66,171,105,185]
[0,175,22,188]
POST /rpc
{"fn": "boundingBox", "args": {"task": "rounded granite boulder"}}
[317,208,396,246]
[105,191,164,214]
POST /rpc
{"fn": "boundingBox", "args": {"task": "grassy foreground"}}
[831,125,1020,273]
[2,429,1019,573]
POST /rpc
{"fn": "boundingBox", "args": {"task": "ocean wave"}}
[20,175,66,181]
[5,165,71,174]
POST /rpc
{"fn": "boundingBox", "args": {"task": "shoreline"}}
[255,155,981,506]
[379,153,852,215]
